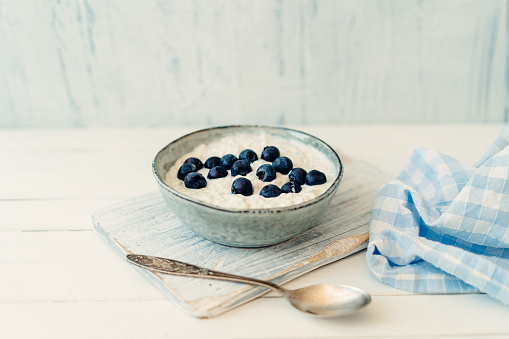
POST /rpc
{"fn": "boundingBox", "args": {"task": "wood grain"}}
[2,295,509,339]
[93,161,389,318]
[0,1,506,127]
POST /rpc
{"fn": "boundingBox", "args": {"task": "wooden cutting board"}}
[93,160,390,318]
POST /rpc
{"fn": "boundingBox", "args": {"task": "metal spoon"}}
[126,254,371,317]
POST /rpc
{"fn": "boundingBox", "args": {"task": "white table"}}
[2,124,509,339]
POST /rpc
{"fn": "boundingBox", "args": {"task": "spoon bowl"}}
[283,284,371,317]
[127,254,371,317]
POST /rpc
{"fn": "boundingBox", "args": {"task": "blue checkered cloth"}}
[367,123,509,304]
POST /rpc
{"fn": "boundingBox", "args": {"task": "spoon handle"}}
[126,254,284,294]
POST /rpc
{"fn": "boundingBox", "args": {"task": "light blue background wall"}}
[0,0,508,127]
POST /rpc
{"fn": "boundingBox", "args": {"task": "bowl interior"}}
[153,125,343,211]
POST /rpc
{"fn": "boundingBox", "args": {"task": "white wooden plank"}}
[0,261,166,303]
[0,199,122,231]
[0,231,169,302]
[0,231,121,264]
[0,151,156,199]
[0,128,196,152]
[1,295,508,339]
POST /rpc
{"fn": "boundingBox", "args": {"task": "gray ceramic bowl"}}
[153,126,343,247]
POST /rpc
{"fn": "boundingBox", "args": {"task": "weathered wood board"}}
[93,160,390,318]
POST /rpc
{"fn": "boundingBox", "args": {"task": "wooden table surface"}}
[2,124,509,339]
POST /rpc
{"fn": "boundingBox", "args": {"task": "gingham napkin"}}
[367,123,509,304]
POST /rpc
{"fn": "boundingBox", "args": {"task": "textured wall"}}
[0,0,508,127]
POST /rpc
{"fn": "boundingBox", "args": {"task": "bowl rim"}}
[152,125,344,214]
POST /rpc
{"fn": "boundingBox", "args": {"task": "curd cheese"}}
[165,132,336,209]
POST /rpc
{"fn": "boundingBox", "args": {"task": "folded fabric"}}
[367,123,509,304]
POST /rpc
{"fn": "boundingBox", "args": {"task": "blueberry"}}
[239,149,258,163]
[306,170,327,186]
[177,163,196,180]
[288,168,307,185]
[259,184,282,198]
[256,164,276,182]
[184,157,203,171]
[204,156,221,169]
[184,172,207,189]
[220,154,238,170]
[272,156,293,174]
[230,160,252,176]
[231,177,254,196]
[260,146,280,162]
[281,181,302,193]
[207,166,227,179]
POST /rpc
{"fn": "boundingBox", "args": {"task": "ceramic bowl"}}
[152,125,343,247]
